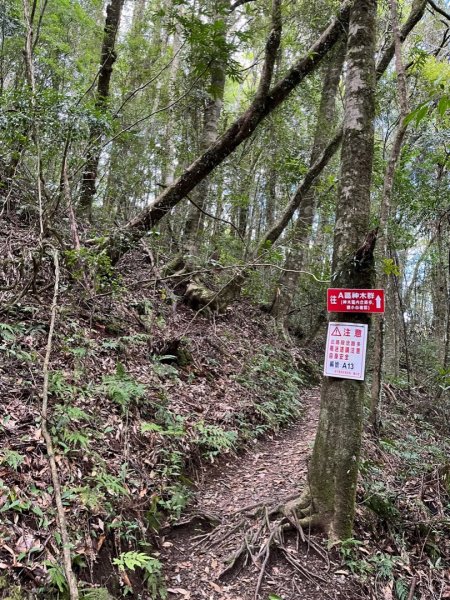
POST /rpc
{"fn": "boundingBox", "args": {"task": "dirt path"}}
[161,389,361,600]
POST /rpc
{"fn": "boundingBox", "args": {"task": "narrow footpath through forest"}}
[161,390,362,600]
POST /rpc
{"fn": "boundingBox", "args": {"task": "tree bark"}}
[79,0,124,219]
[308,0,377,540]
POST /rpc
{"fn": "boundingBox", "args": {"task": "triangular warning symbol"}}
[331,326,342,336]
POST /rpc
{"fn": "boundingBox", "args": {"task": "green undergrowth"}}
[235,344,305,435]
[339,395,450,599]
[0,311,307,598]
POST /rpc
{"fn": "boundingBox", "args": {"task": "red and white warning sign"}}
[323,322,368,381]
[327,288,384,313]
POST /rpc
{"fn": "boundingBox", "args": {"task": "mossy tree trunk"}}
[308,0,377,541]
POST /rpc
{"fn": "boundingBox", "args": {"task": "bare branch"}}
[376,0,428,76]
[427,0,450,20]
[185,194,245,241]
[31,0,49,53]
[41,250,79,600]
[229,0,257,12]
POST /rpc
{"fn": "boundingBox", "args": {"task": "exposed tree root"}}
[196,491,331,599]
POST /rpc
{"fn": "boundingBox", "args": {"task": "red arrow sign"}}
[327,288,385,313]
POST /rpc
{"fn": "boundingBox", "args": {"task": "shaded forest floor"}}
[159,386,450,600]
[161,389,363,600]
[1,218,450,599]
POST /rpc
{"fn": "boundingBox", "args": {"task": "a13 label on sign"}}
[324,322,369,381]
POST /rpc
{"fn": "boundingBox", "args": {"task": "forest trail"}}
[161,389,360,600]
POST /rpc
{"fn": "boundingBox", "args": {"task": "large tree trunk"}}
[269,38,346,322]
[308,0,377,540]
[79,0,124,219]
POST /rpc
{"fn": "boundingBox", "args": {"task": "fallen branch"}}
[41,249,79,599]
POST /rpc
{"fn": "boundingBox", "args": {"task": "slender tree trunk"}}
[430,219,449,363]
[264,112,281,229]
[384,271,400,376]
[269,38,345,322]
[182,5,228,256]
[131,0,146,29]
[308,0,377,540]
[79,0,124,219]
[370,0,409,430]
[162,30,182,188]
[442,249,450,376]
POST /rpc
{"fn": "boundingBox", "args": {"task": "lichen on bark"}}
[307,0,377,541]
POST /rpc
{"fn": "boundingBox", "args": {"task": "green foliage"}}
[67,486,105,512]
[81,589,112,600]
[237,346,304,432]
[61,429,91,450]
[0,487,31,514]
[0,322,21,341]
[404,55,450,126]
[141,420,185,437]
[340,540,402,581]
[193,421,237,460]
[395,579,409,600]
[173,10,244,86]
[64,248,122,294]
[54,404,92,425]
[382,258,400,276]
[113,552,166,598]
[44,561,68,594]
[158,484,191,520]
[102,363,147,412]
[0,450,25,470]
[49,371,78,399]
[94,472,129,497]
[0,322,35,362]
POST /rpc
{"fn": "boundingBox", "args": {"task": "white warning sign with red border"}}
[324,322,368,381]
